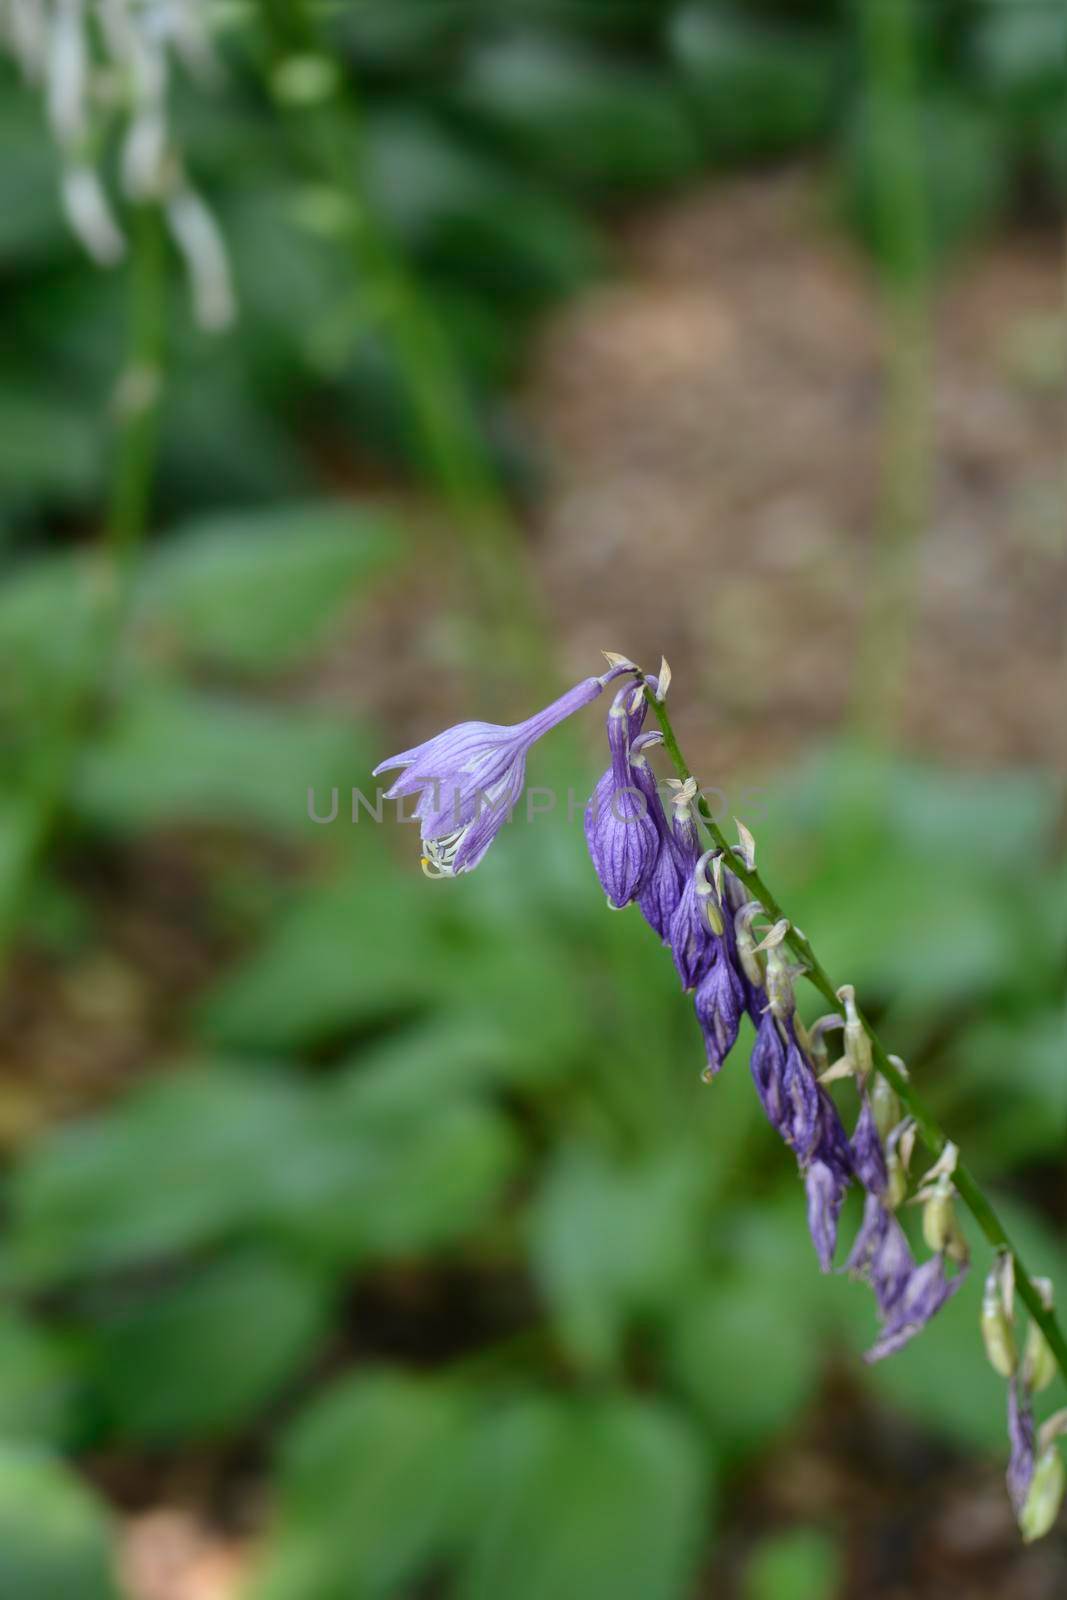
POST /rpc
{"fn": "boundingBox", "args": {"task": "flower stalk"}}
[643,682,1067,1389]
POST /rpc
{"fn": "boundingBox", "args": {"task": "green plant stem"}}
[261,3,547,688]
[0,204,166,971]
[108,204,167,572]
[850,0,932,751]
[639,678,1067,1389]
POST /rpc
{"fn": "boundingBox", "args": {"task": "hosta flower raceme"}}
[384,652,1067,1538]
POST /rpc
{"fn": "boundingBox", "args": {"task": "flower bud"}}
[1023,1279,1058,1395]
[922,1175,969,1265]
[695,857,724,938]
[764,941,796,1023]
[734,902,766,988]
[1020,1446,1066,1543]
[981,1260,1017,1378]
[836,984,872,1084]
[872,1056,907,1142]
[885,1150,909,1210]
[805,1013,844,1075]
[882,1118,916,1210]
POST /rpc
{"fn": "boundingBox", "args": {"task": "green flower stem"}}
[261,0,547,689]
[850,0,932,750]
[642,681,1067,1389]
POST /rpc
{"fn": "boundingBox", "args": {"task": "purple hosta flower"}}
[669,849,722,990]
[851,1096,889,1197]
[1008,1379,1036,1522]
[750,1010,787,1130]
[670,778,701,870]
[1008,1385,1067,1541]
[375,668,631,876]
[585,687,659,908]
[806,1161,844,1273]
[845,1193,915,1318]
[750,1013,853,1269]
[630,733,683,941]
[865,1252,967,1363]
[783,1029,822,1159]
[804,1088,854,1271]
[693,938,745,1078]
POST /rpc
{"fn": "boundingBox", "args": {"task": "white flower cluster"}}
[0,0,235,328]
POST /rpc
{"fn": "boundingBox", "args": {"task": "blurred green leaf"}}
[0,390,102,503]
[6,1068,312,1285]
[7,1055,521,1289]
[0,551,100,728]
[457,36,699,187]
[0,94,69,262]
[669,1196,830,1455]
[196,864,443,1050]
[0,1447,118,1600]
[252,1369,472,1600]
[269,1097,522,1269]
[529,1144,705,1372]
[328,1015,533,1115]
[364,111,604,305]
[454,1392,709,1600]
[0,1312,81,1447]
[671,5,837,158]
[89,1247,331,1440]
[973,4,1067,100]
[136,502,402,673]
[743,1527,842,1600]
[76,680,364,835]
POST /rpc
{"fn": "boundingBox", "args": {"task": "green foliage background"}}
[0,1,1063,1595]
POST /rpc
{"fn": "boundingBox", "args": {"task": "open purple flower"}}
[585,687,659,908]
[375,667,630,876]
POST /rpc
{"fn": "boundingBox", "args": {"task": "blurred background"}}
[0,1,1065,1596]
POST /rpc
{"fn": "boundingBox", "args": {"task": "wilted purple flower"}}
[865,1252,967,1362]
[783,1031,822,1160]
[806,1160,845,1273]
[693,939,745,1077]
[845,1193,915,1321]
[375,668,629,876]
[750,1010,787,1129]
[1008,1379,1036,1520]
[846,1178,969,1362]
[585,687,659,908]
[851,1096,889,1196]
[750,1014,853,1268]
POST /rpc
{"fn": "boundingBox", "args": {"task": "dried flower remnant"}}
[379,653,1065,1538]
[0,0,235,327]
